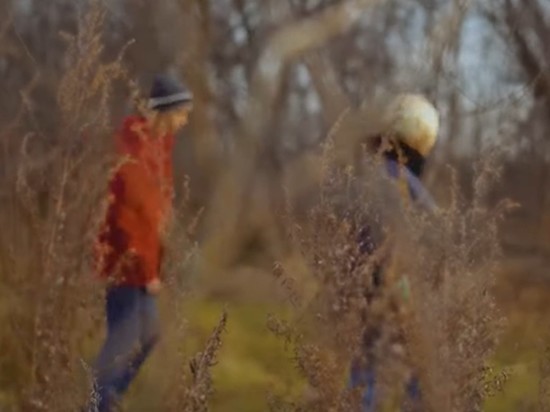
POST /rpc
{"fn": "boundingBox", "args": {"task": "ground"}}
[118,258,550,411]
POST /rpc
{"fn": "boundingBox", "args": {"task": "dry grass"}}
[261,141,517,411]
[163,310,228,412]
[0,2,123,410]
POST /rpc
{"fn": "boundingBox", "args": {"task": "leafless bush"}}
[0,1,129,410]
[394,152,514,411]
[265,139,515,411]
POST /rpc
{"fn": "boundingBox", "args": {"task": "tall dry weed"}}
[164,310,228,412]
[268,139,513,411]
[0,1,128,410]
[266,141,394,411]
[391,149,513,411]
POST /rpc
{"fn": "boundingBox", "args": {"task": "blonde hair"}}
[383,94,439,157]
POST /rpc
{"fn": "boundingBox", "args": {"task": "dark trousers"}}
[87,286,160,412]
[349,360,421,411]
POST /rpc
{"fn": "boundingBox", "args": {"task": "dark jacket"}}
[357,148,437,293]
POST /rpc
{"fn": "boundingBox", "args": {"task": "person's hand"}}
[146,278,163,295]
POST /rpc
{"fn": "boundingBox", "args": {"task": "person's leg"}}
[112,288,160,394]
[349,359,377,411]
[91,286,142,412]
[402,375,421,412]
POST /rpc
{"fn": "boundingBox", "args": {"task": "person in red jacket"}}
[89,74,193,412]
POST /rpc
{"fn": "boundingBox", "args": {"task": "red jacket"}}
[95,115,175,286]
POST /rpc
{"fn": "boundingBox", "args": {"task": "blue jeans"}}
[88,286,160,412]
[349,360,421,411]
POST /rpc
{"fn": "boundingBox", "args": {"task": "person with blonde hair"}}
[350,93,440,411]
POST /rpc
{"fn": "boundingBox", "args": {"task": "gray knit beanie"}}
[148,74,193,112]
